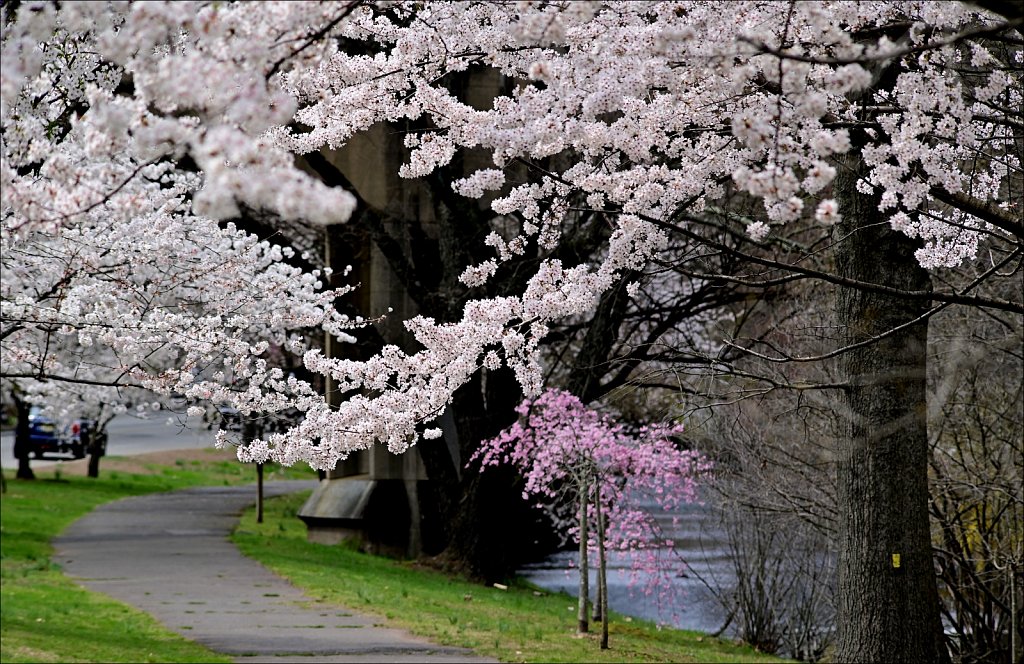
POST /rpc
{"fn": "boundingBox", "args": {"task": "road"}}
[1,413,217,469]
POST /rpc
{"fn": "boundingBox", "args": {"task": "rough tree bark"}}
[424,367,536,581]
[833,149,949,663]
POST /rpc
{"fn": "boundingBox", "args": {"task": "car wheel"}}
[73,444,86,459]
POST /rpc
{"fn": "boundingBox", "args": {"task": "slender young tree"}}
[473,388,710,648]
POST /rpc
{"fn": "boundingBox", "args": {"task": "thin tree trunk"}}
[87,451,100,478]
[85,428,102,478]
[577,476,590,634]
[596,486,609,650]
[242,419,264,525]
[832,149,948,663]
[257,462,264,524]
[591,477,603,624]
[16,454,34,480]
[13,394,34,480]
[87,430,108,477]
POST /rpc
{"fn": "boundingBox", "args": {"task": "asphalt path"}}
[53,483,496,663]
[2,412,215,469]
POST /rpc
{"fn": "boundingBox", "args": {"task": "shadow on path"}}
[53,482,495,663]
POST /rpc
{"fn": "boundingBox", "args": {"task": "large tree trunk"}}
[833,152,948,663]
[417,367,552,582]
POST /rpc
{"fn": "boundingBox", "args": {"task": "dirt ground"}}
[33,446,238,476]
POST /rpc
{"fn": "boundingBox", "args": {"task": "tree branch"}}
[930,187,1024,242]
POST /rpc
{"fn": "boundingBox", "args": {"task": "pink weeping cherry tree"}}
[472,388,711,649]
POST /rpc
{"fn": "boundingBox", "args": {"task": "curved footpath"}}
[53,482,495,663]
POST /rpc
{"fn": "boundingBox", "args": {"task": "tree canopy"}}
[2,4,1021,659]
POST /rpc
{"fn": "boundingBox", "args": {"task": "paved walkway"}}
[53,482,495,663]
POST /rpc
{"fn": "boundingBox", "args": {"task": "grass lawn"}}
[2,450,786,663]
[0,449,313,663]
[234,491,788,663]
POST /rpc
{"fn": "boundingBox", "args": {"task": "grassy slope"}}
[0,452,311,663]
[2,453,786,664]
[234,491,787,664]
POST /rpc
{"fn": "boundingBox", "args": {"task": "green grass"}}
[0,454,315,663]
[2,454,786,663]
[233,491,788,663]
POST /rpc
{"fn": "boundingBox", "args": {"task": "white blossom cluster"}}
[278,1,1016,258]
[1,1,357,234]
[1,207,358,424]
[2,1,360,450]
[3,1,1019,469]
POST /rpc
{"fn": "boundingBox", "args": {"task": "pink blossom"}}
[471,389,711,612]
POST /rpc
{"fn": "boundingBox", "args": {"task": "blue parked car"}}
[28,407,91,459]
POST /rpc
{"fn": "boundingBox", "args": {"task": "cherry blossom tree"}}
[262,5,1019,660]
[0,204,362,476]
[2,3,1021,659]
[300,124,757,577]
[472,388,710,649]
[1,1,364,469]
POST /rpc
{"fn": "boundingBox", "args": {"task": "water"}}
[518,500,736,635]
